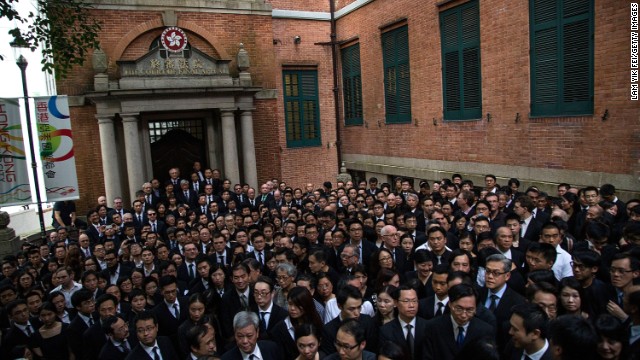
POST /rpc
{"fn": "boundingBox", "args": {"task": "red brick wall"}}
[271,18,340,190]
[336,0,639,176]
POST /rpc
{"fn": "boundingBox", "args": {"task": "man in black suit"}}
[347,220,376,268]
[405,212,428,248]
[380,224,409,274]
[547,315,598,360]
[177,179,198,209]
[0,299,36,358]
[98,315,137,360]
[126,311,178,360]
[503,303,552,360]
[142,182,161,209]
[418,264,450,320]
[185,324,217,359]
[177,243,200,285]
[321,285,378,355]
[220,263,257,342]
[480,254,527,352]
[425,226,452,267]
[221,311,282,360]
[423,284,495,360]
[325,318,377,360]
[145,208,166,239]
[153,275,188,350]
[68,289,99,359]
[495,226,525,270]
[211,231,233,268]
[379,285,428,359]
[252,276,288,341]
[514,196,543,244]
[84,293,120,360]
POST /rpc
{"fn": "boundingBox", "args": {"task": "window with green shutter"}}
[341,44,364,126]
[530,0,593,116]
[283,70,321,148]
[440,0,481,121]
[382,25,411,124]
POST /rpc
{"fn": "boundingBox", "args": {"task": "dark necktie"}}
[89,317,94,326]
[189,263,195,279]
[249,355,255,360]
[436,302,444,316]
[260,311,268,331]
[258,251,263,264]
[456,326,465,348]
[173,303,180,319]
[153,346,161,360]
[489,294,499,312]
[25,324,33,336]
[184,191,189,200]
[524,355,534,360]
[219,255,225,265]
[146,195,151,205]
[405,324,414,357]
[151,223,156,233]
[240,294,248,310]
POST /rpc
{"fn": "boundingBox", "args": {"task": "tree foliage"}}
[2,0,102,78]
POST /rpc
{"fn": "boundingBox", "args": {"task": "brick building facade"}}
[58,0,638,212]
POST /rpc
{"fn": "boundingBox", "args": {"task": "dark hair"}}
[287,286,323,329]
[186,324,209,351]
[454,337,500,360]
[254,275,275,292]
[572,250,601,269]
[336,284,362,306]
[71,289,94,308]
[511,303,549,338]
[158,275,178,289]
[134,310,158,326]
[6,298,27,316]
[413,249,434,264]
[448,283,477,303]
[378,341,408,360]
[295,323,322,344]
[548,315,598,360]
[526,242,557,265]
[527,270,558,288]
[338,318,366,344]
[594,314,627,344]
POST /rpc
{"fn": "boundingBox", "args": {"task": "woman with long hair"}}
[270,286,324,360]
[31,302,73,360]
[369,248,396,282]
[315,272,338,323]
[374,285,398,326]
[595,314,628,360]
[558,277,589,318]
[374,268,401,293]
[294,323,324,360]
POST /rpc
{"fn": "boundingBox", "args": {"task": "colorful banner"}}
[0,98,33,206]
[34,96,79,201]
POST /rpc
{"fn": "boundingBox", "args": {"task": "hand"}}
[606,300,628,321]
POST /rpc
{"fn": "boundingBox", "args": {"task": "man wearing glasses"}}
[379,285,428,359]
[252,276,287,341]
[607,252,640,318]
[479,254,526,352]
[325,318,375,360]
[424,284,494,360]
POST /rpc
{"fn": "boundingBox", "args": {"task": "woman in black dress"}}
[30,301,73,360]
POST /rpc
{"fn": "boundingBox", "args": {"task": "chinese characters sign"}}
[0,99,31,206]
[34,96,79,201]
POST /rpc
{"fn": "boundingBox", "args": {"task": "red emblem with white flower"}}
[160,27,188,53]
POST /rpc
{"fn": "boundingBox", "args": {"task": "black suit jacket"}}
[352,240,377,268]
[177,261,199,284]
[423,315,495,360]
[379,317,428,359]
[254,303,288,341]
[321,314,378,355]
[219,289,257,341]
[418,296,450,320]
[503,341,553,360]
[480,286,526,351]
[0,323,31,358]
[68,314,99,358]
[83,321,109,360]
[220,340,282,360]
[521,218,543,244]
[268,319,298,360]
[153,298,189,338]
[98,335,138,360]
[125,336,178,360]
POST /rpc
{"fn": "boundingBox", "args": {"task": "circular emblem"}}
[160,27,188,53]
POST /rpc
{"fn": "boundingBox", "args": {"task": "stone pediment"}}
[117,47,233,89]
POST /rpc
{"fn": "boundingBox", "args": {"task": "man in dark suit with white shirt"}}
[126,311,178,360]
[251,276,288,341]
[379,285,428,359]
[503,303,552,360]
[221,311,282,360]
[98,315,137,360]
[423,284,495,360]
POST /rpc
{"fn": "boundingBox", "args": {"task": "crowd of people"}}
[1,164,639,360]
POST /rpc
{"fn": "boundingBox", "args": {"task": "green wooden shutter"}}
[440,0,481,120]
[382,25,411,124]
[530,0,593,116]
[342,44,363,125]
[283,70,321,147]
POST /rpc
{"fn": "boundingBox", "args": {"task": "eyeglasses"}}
[452,305,476,315]
[610,267,634,275]
[254,291,271,298]
[334,341,360,351]
[341,254,356,259]
[485,269,507,277]
[379,256,392,262]
[137,326,156,334]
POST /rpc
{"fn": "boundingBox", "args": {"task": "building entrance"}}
[149,119,206,184]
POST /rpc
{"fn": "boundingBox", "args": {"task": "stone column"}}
[121,114,145,201]
[96,115,123,202]
[240,110,258,189]
[221,110,240,184]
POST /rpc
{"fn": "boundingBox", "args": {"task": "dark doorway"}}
[150,120,206,184]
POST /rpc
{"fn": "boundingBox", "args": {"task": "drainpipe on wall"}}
[330,0,342,172]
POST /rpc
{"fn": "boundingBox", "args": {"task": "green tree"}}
[2,0,101,78]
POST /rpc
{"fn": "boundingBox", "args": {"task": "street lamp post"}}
[11,41,47,242]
